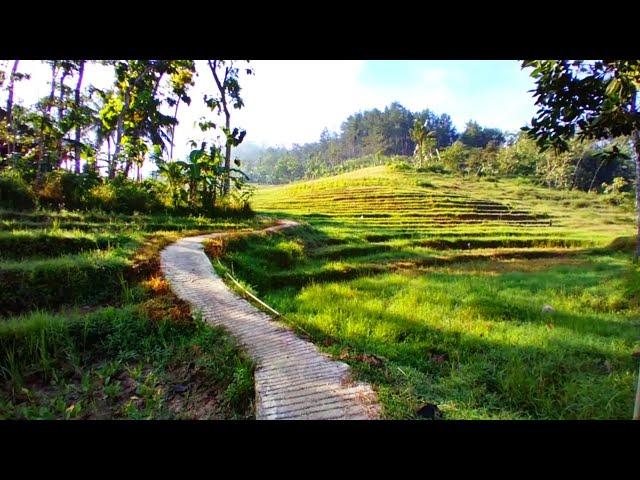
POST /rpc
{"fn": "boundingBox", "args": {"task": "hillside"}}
[209,165,640,419]
[254,165,634,248]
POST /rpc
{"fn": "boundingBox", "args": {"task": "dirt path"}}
[160,219,380,420]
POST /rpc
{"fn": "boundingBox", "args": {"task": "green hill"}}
[254,165,634,247]
[211,165,640,419]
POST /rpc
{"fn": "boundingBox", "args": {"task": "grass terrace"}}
[0,208,272,419]
[208,165,640,419]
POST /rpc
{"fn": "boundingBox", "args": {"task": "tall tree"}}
[522,60,640,258]
[5,60,20,157]
[106,60,178,179]
[36,61,60,181]
[73,60,85,173]
[460,120,504,149]
[111,60,153,178]
[206,60,252,195]
[54,60,80,169]
[166,60,195,161]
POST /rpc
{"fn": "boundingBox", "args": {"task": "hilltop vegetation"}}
[209,165,640,419]
[240,102,636,203]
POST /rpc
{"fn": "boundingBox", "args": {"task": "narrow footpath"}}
[160,220,380,420]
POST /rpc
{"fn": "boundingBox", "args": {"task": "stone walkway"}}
[160,220,380,420]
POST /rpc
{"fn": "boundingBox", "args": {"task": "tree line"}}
[0,60,253,216]
[242,102,509,184]
[240,100,634,196]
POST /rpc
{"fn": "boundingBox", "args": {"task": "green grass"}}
[210,165,640,419]
[0,250,132,315]
[0,208,271,419]
[0,306,255,420]
[0,229,135,260]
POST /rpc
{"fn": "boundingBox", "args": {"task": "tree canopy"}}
[522,60,640,257]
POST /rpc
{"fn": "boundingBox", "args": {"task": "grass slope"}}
[211,165,640,419]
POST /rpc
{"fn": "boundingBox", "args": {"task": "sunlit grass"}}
[0,209,267,419]
[214,165,640,419]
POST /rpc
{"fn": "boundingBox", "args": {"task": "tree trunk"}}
[74,60,85,174]
[589,158,607,192]
[224,115,231,195]
[570,155,583,190]
[6,60,19,156]
[209,60,232,196]
[123,71,164,178]
[169,99,180,160]
[633,128,640,260]
[113,86,130,179]
[114,77,137,179]
[37,63,58,182]
[57,69,69,167]
[106,135,112,176]
[212,178,217,210]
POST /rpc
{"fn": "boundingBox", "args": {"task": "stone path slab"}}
[160,220,380,420]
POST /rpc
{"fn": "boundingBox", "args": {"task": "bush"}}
[40,176,163,215]
[36,173,66,210]
[416,164,449,174]
[87,183,118,211]
[0,253,129,315]
[0,231,129,260]
[602,177,634,206]
[607,236,637,253]
[0,172,36,210]
[115,179,163,214]
[58,171,100,210]
[36,171,100,210]
[272,240,305,268]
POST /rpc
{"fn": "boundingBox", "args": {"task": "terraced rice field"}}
[255,165,631,247]
[212,165,640,419]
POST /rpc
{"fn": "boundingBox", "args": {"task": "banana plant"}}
[157,159,186,209]
[181,140,249,214]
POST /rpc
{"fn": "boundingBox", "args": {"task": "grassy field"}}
[211,164,640,419]
[0,209,269,419]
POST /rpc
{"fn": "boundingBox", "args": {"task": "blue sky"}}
[357,60,537,131]
[5,60,540,160]
[228,60,538,150]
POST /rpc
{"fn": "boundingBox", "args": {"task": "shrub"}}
[59,171,100,210]
[37,171,100,210]
[0,172,36,210]
[0,253,129,315]
[272,240,304,268]
[387,161,413,171]
[113,179,163,214]
[417,164,449,174]
[36,173,66,210]
[607,236,636,253]
[87,183,118,211]
[0,231,129,260]
[602,177,633,206]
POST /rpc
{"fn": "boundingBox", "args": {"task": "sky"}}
[3,60,539,167]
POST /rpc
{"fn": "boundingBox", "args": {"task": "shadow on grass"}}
[281,276,638,420]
